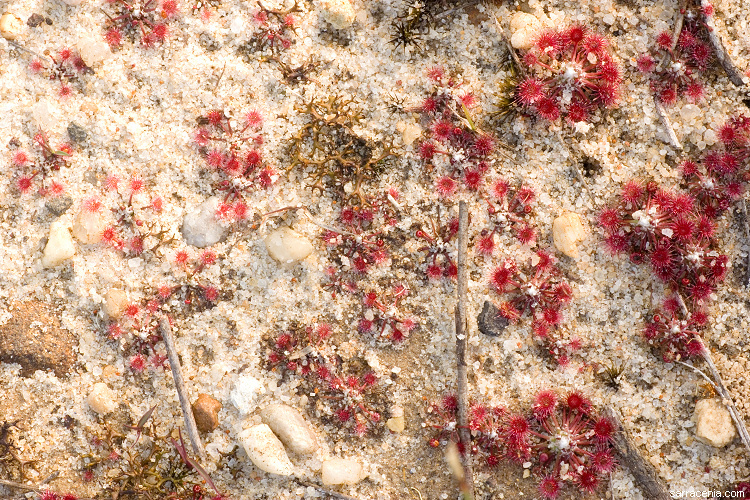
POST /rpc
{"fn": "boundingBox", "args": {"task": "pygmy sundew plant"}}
[29,48,90,98]
[10,131,72,197]
[248,1,300,54]
[417,66,496,195]
[517,24,621,123]
[598,180,728,305]
[476,178,537,254]
[103,0,178,48]
[415,213,459,281]
[636,2,715,105]
[194,109,278,218]
[643,296,708,362]
[358,283,417,343]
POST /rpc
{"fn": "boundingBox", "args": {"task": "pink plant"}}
[10,131,72,197]
[643,296,708,362]
[249,3,299,53]
[477,179,537,254]
[518,24,621,123]
[358,284,417,343]
[415,216,459,281]
[103,0,176,48]
[30,48,89,97]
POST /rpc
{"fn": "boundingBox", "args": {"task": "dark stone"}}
[477,301,509,337]
[0,301,76,378]
[199,32,220,52]
[45,196,73,216]
[45,17,53,25]
[26,13,45,27]
[67,122,88,145]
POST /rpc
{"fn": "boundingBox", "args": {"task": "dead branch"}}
[455,200,474,500]
[741,199,750,287]
[700,0,746,87]
[601,407,672,500]
[653,97,682,150]
[158,316,207,462]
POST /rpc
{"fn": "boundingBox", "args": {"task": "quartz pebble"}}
[509,12,542,50]
[265,227,313,264]
[552,212,586,259]
[192,393,223,433]
[181,197,227,248]
[103,288,128,319]
[75,35,111,66]
[680,104,701,123]
[260,403,318,455]
[0,12,24,40]
[322,458,364,485]
[72,206,107,244]
[42,219,76,268]
[319,0,355,29]
[239,424,295,476]
[60,0,86,6]
[229,374,265,414]
[386,406,405,433]
[693,398,736,447]
[88,382,118,414]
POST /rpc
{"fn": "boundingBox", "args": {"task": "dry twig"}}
[158,316,207,462]
[455,200,474,500]
[653,97,682,150]
[741,199,750,287]
[700,0,746,87]
[601,407,671,500]
[297,480,361,500]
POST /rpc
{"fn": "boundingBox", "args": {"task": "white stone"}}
[61,0,86,5]
[181,197,228,248]
[75,35,111,66]
[509,12,542,50]
[230,374,265,414]
[319,0,355,29]
[0,13,23,41]
[402,123,422,146]
[88,382,118,414]
[32,100,56,132]
[238,424,295,476]
[260,403,318,455]
[321,458,364,485]
[103,288,128,319]
[693,399,736,447]
[680,104,701,123]
[72,207,107,244]
[265,227,314,264]
[42,219,76,268]
[553,212,586,259]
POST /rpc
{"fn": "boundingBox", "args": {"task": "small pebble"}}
[60,0,86,6]
[229,374,265,414]
[239,424,295,476]
[192,393,223,433]
[1,12,23,40]
[26,13,44,27]
[693,398,736,447]
[181,197,228,248]
[42,219,76,268]
[319,0,355,30]
[552,212,586,259]
[477,301,509,336]
[103,288,128,319]
[321,458,364,485]
[72,206,107,244]
[679,104,701,123]
[386,406,405,433]
[74,35,110,66]
[265,227,313,264]
[509,12,542,50]
[260,403,318,455]
[67,122,88,145]
[87,382,118,414]
[45,196,73,217]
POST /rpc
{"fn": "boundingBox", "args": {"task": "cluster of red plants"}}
[599,114,750,361]
[194,109,278,221]
[414,214,459,281]
[426,390,616,498]
[417,66,496,196]
[358,284,417,343]
[29,48,89,98]
[103,0,178,48]
[10,131,72,197]
[265,323,387,436]
[516,24,621,123]
[40,492,78,500]
[636,3,714,105]
[476,178,538,253]
[250,3,299,54]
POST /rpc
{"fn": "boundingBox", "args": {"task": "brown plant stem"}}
[654,97,682,150]
[601,407,671,500]
[455,200,474,500]
[158,316,207,463]
[741,199,750,287]
[700,0,746,87]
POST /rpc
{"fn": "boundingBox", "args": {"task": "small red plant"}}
[29,48,90,97]
[637,4,714,105]
[476,179,537,254]
[103,0,178,48]
[517,24,621,123]
[10,131,72,197]
[415,215,459,281]
[358,283,417,343]
[248,2,300,54]
[194,109,277,215]
[598,180,727,305]
[643,296,708,362]
[417,66,496,194]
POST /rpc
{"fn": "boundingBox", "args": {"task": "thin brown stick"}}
[741,199,750,287]
[700,0,746,87]
[455,200,474,500]
[653,97,682,150]
[158,316,207,462]
[601,407,671,500]
[0,478,95,500]
[297,480,361,500]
